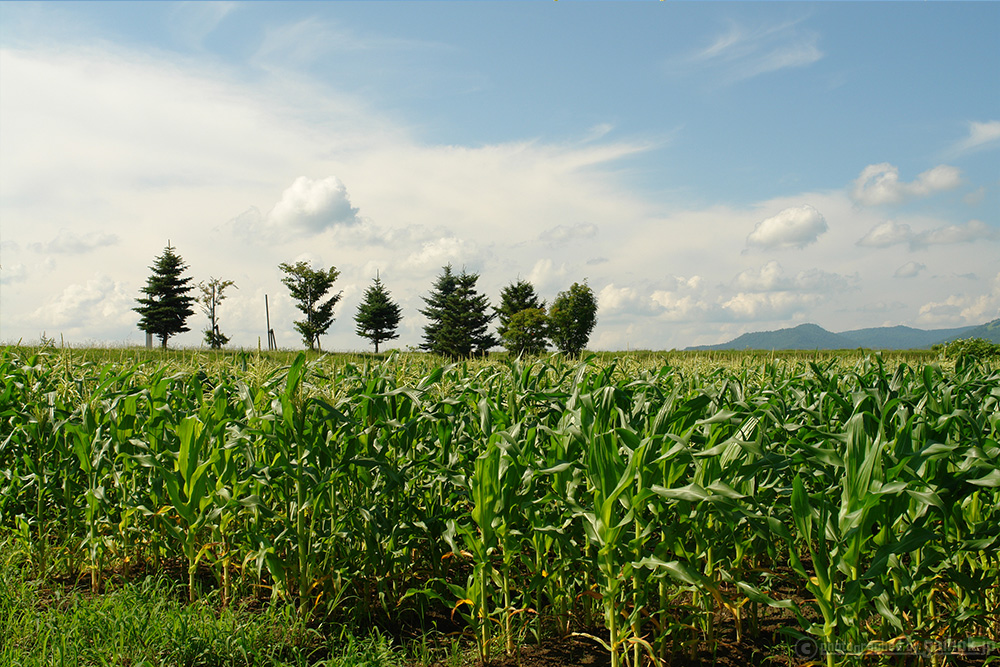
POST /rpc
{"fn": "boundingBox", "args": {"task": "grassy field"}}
[1,345,997,666]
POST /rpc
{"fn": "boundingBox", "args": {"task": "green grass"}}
[0,539,406,667]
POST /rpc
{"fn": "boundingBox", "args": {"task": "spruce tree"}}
[420,265,497,359]
[134,243,195,349]
[354,273,402,353]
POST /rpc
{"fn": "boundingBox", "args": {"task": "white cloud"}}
[683,19,823,84]
[857,219,997,249]
[733,260,787,291]
[851,163,962,206]
[401,237,481,272]
[29,230,119,254]
[856,220,913,248]
[949,120,1000,155]
[916,273,1000,326]
[29,274,135,333]
[894,262,925,279]
[721,291,822,321]
[746,205,828,250]
[1,263,28,285]
[539,223,599,245]
[268,176,359,235]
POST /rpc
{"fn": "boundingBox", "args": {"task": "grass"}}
[0,538,406,667]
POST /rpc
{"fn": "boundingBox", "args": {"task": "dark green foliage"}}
[503,308,549,357]
[198,277,236,350]
[549,281,598,357]
[354,274,402,353]
[496,280,548,356]
[133,243,195,349]
[943,337,1000,361]
[279,261,342,351]
[420,265,497,358]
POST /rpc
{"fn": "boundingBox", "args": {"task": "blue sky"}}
[1,1,998,350]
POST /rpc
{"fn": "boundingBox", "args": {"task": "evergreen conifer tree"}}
[354,273,402,353]
[134,243,195,349]
[420,265,497,358]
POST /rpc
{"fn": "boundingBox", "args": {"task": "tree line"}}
[133,243,597,358]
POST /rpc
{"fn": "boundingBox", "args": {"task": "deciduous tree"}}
[134,243,195,349]
[279,261,342,351]
[549,281,598,357]
[197,277,236,349]
[496,280,548,356]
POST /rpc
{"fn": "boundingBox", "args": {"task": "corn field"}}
[1,347,998,666]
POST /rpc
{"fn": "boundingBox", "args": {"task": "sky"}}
[1,1,998,352]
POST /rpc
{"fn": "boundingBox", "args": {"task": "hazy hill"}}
[940,318,1000,344]
[838,325,975,350]
[688,323,855,351]
[687,319,998,351]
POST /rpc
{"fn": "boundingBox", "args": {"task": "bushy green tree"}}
[197,277,236,349]
[134,243,195,349]
[495,280,548,356]
[549,281,598,357]
[279,261,342,351]
[354,273,402,353]
[503,308,549,357]
[420,265,497,359]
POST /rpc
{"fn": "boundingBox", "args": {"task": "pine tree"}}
[279,261,342,351]
[420,265,497,359]
[496,279,547,356]
[134,243,195,349]
[549,281,598,357]
[354,273,402,353]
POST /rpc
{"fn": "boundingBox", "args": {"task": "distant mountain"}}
[838,325,976,350]
[939,318,1000,344]
[688,323,854,351]
[686,319,999,351]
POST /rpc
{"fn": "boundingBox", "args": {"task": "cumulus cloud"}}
[721,291,822,321]
[401,236,480,272]
[746,205,828,250]
[857,219,997,249]
[526,258,567,293]
[268,176,359,234]
[29,230,119,254]
[539,223,599,245]
[733,260,787,291]
[917,273,1000,326]
[732,261,850,293]
[29,274,134,331]
[894,262,925,279]
[851,163,961,206]
[222,176,359,242]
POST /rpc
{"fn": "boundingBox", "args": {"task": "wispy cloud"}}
[947,120,1000,156]
[678,18,823,84]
